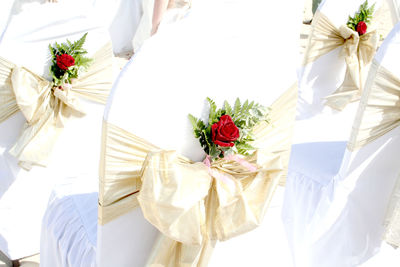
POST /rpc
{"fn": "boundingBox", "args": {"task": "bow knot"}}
[325,24,378,110]
[302,11,379,111]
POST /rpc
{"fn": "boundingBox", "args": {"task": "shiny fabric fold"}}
[303,11,378,111]
[0,42,113,169]
[347,60,400,151]
[0,57,19,122]
[98,83,297,266]
[345,59,400,247]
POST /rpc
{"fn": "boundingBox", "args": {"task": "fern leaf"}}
[234,98,241,115]
[188,114,198,129]
[224,100,233,116]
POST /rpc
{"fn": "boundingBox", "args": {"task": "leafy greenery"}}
[49,33,92,86]
[188,98,270,160]
[346,0,375,32]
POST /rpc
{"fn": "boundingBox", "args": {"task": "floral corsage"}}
[347,0,374,36]
[189,98,270,161]
[49,33,92,88]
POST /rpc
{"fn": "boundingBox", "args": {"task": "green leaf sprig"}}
[49,33,92,86]
[189,98,270,160]
[346,0,375,32]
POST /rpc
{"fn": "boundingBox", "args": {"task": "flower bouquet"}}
[347,0,374,36]
[189,98,270,161]
[49,33,92,88]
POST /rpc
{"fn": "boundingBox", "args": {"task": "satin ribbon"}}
[0,42,113,169]
[347,60,400,151]
[203,154,257,193]
[341,59,400,246]
[303,11,378,111]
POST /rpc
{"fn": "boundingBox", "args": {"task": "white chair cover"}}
[284,7,400,267]
[0,3,113,260]
[282,0,383,266]
[40,0,302,266]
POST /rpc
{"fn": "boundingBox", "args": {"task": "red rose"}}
[211,115,240,147]
[356,21,367,35]
[56,54,75,70]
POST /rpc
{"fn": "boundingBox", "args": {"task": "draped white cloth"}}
[283,2,400,266]
[0,3,113,260]
[40,0,302,266]
[2,0,147,54]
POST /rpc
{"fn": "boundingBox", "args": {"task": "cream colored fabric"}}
[344,59,400,247]
[0,42,113,169]
[99,83,297,266]
[303,11,378,111]
[347,60,400,151]
[0,57,19,122]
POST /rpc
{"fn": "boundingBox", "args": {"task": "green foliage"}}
[346,0,375,32]
[188,98,270,161]
[49,33,92,86]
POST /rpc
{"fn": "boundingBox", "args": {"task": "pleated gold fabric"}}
[99,83,297,266]
[303,11,378,111]
[344,59,400,247]
[347,60,400,151]
[0,42,113,169]
[0,58,19,122]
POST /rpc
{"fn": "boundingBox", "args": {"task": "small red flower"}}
[56,54,75,70]
[211,115,240,147]
[356,21,367,35]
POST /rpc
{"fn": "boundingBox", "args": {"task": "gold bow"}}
[303,11,378,111]
[0,42,113,169]
[138,149,283,266]
[98,83,297,266]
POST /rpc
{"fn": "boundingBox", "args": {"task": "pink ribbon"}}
[203,154,257,192]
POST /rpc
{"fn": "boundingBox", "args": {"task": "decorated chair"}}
[40,0,302,266]
[0,2,115,263]
[282,0,400,266]
[308,19,400,266]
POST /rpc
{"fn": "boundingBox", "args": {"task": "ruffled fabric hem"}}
[41,192,97,267]
[282,170,328,256]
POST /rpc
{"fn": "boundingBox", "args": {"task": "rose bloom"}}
[56,54,75,70]
[211,115,240,147]
[356,21,367,35]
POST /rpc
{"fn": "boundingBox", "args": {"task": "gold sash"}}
[347,60,400,151]
[0,42,113,169]
[99,83,297,266]
[343,59,400,247]
[303,11,378,111]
